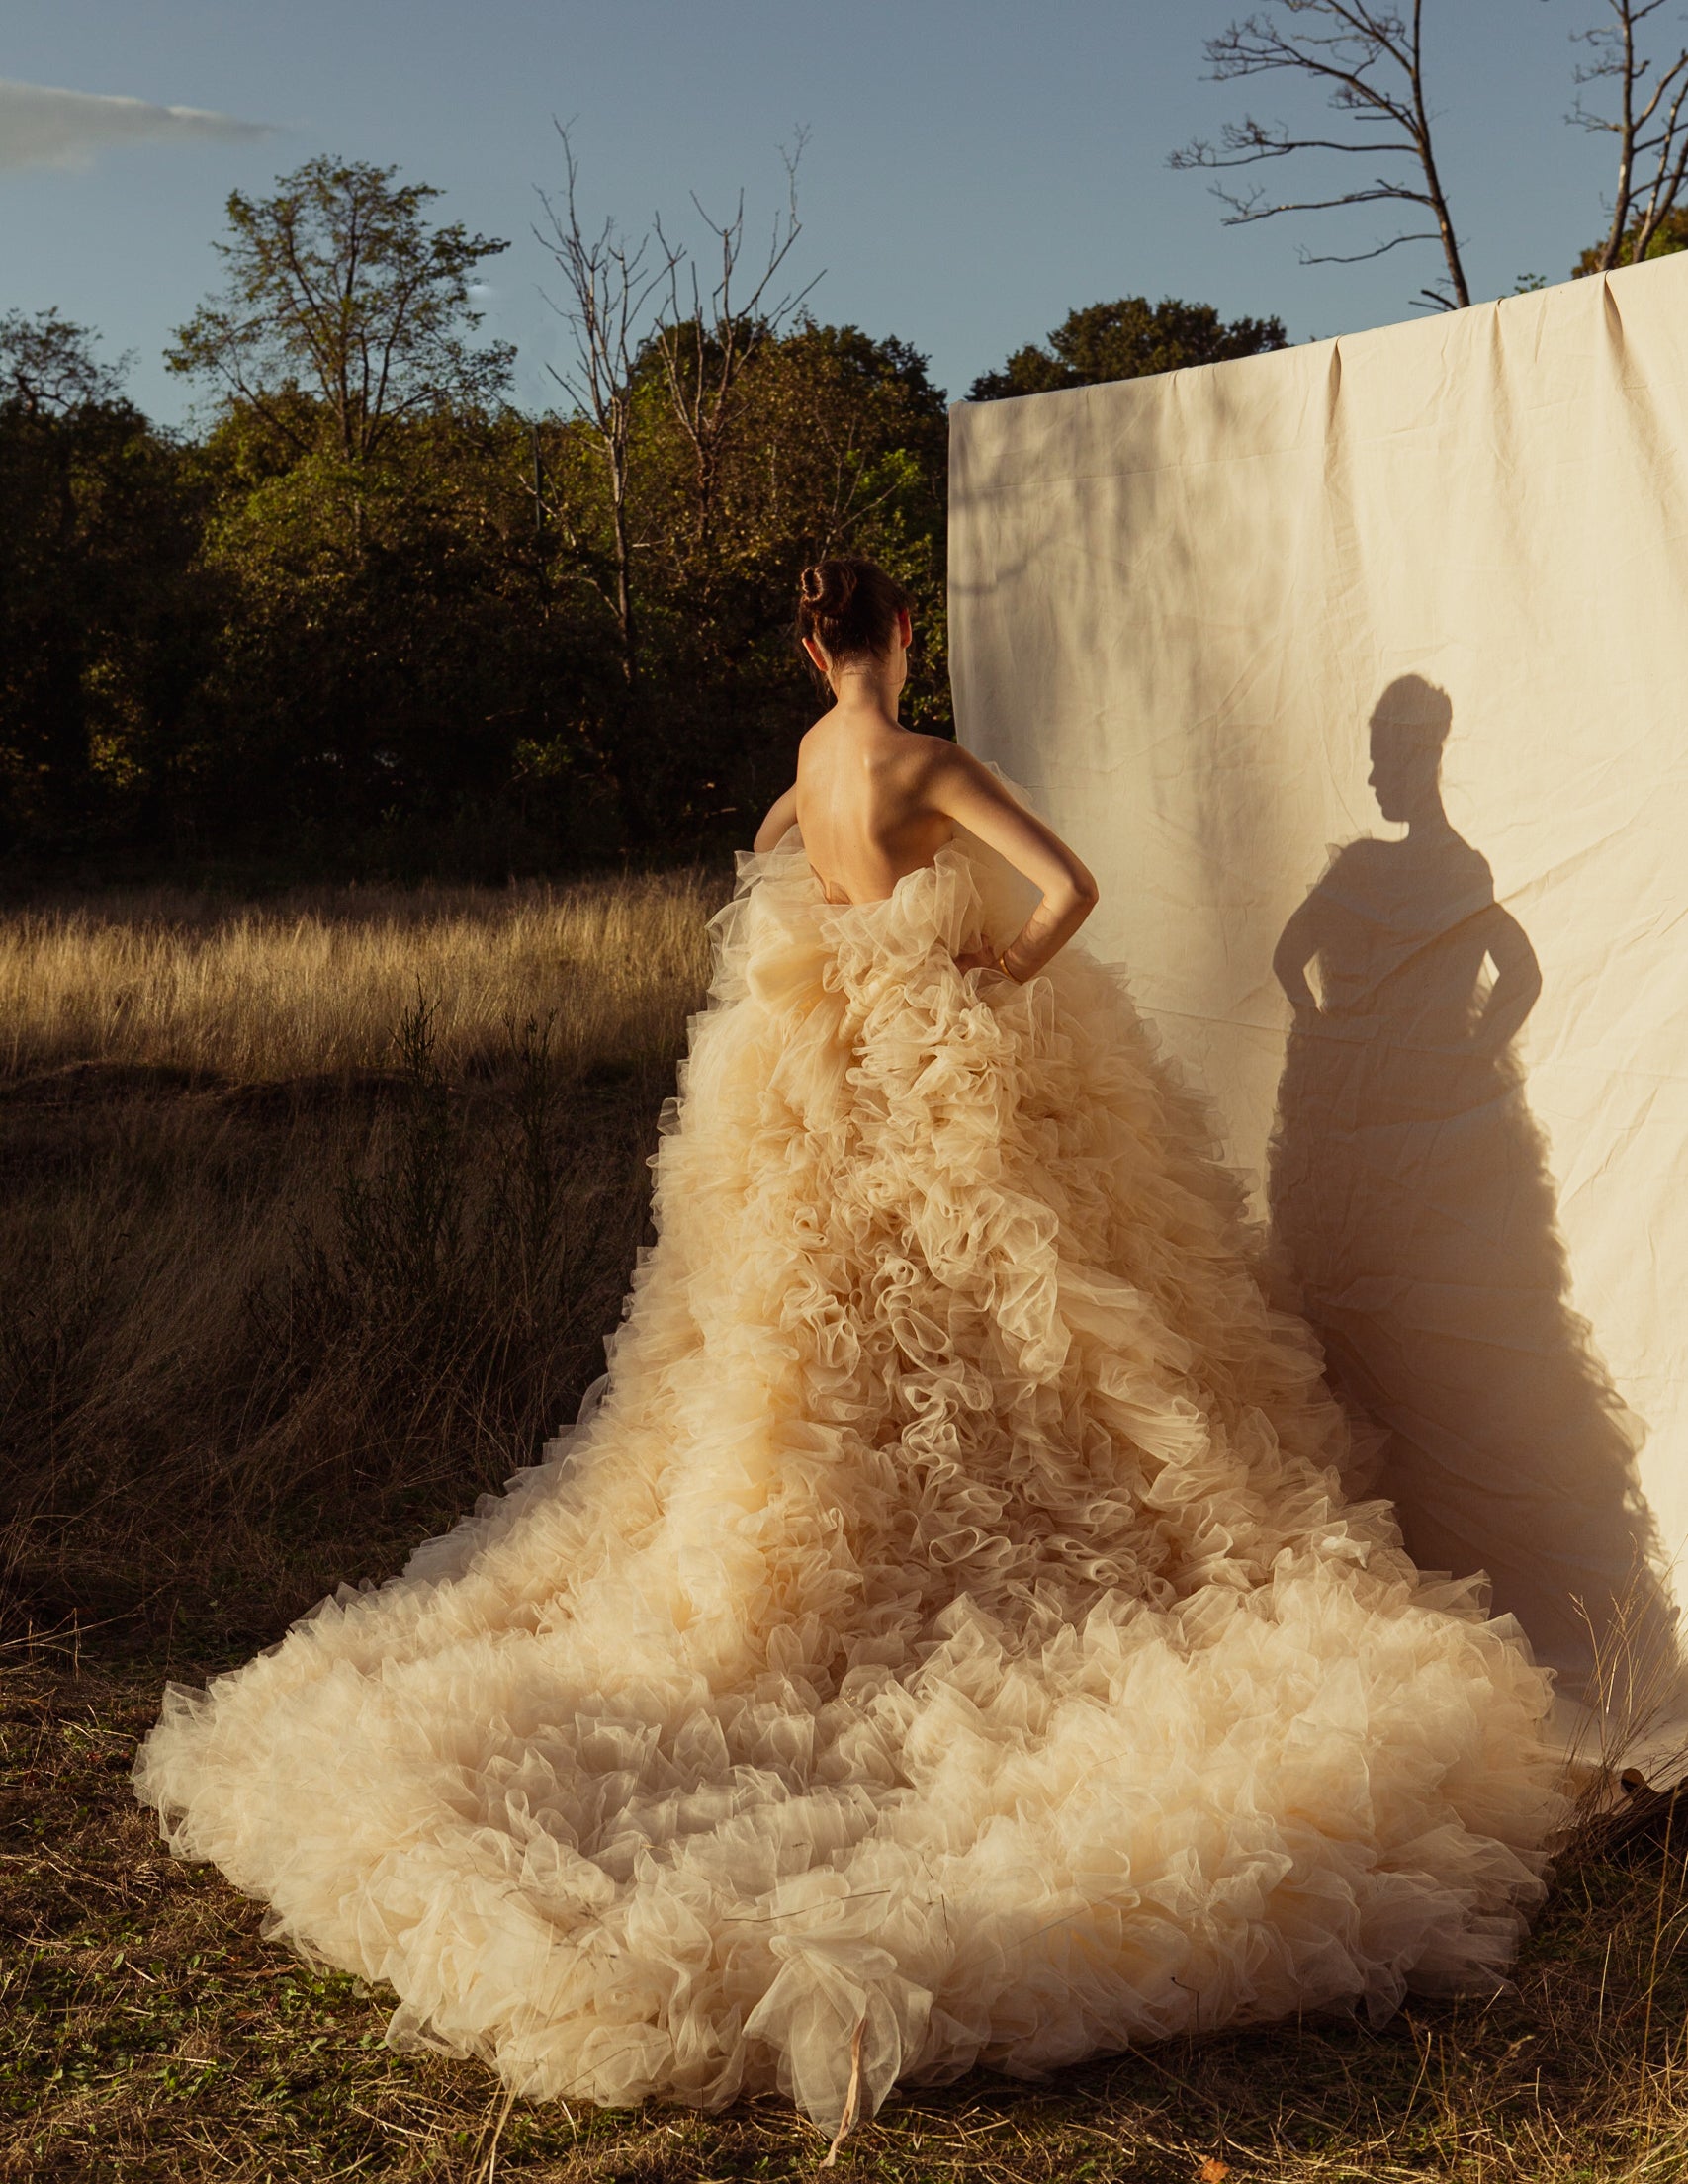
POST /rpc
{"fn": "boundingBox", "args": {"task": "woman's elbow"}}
[1067,863,1100,912]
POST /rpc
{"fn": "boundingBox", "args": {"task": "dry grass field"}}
[0,876,716,1634]
[0,878,714,1085]
[5,875,1688,2183]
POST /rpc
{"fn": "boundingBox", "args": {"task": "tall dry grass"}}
[0,873,717,1086]
[0,871,727,1640]
[7,871,1688,2180]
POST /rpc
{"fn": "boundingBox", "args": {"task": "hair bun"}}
[793,556,912,676]
[800,562,855,615]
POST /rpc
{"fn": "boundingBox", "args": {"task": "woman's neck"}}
[1402,793,1454,839]
[829,664,902,725]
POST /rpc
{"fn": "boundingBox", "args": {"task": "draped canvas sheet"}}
[949,255,1688,1725]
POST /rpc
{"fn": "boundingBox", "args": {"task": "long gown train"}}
[134,824,1565,2134]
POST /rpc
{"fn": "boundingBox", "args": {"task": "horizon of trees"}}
[6,54,1688,884]
[0,156,949,878]
[967,297,1289,402]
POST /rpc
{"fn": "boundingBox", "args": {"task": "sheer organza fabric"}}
[134,829,1564,2134]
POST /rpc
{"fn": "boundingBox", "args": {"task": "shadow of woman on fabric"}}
[1267,674,1678,1715]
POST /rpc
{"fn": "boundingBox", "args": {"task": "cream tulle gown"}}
[135,818,1566,2136]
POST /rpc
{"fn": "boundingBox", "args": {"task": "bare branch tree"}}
[1573,0,1688,272]
[648,131,821,569]
[533,130,818,841]
[533,123,682,703]
[1170,2,1470,311]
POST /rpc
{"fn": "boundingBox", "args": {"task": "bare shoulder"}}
[892,732,987,790]
[899,729,969,764]
[908,738,1025,818]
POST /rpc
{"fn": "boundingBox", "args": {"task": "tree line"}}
[0,172,1306,885]
[1,153,1288,881]
[6,0,1687,879]
[0,151,957,878]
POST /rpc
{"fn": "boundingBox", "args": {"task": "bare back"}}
[793,716,955,906]
[755,675,1098,983]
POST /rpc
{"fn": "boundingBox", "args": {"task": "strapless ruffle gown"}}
[134,826,1565,2136]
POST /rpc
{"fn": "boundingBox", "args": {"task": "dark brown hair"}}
[795,557,912,674]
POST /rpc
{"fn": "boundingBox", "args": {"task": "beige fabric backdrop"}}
[949,255,1688,1723]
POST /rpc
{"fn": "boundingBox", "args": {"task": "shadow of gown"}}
[1268,696,1680,1720]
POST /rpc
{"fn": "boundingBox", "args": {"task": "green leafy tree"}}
[969,296,1288,401]
[1575,203,1688,271]
[168,156,514,463]
[535,315,948,841]
[1,305,128,413]
[187,398,593,869]
[0,310,207,855]
[162,161,576,870]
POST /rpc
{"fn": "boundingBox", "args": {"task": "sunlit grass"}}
[0,873,725,1640]
[0,873,717,1086]
[4,873,1688,2180]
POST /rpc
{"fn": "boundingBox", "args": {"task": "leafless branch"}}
[647,129,822,562]
[533,122,683,691]
[1170,2,1471,310]
[1302,225,1445,259]
[529,126,823,840]
[1572,0,1688,272]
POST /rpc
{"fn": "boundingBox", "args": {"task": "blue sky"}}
[1,1,1635,425]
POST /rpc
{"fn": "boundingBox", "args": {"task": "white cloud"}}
[0,77,273,173]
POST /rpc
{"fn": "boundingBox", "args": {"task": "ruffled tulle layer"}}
[134,830,1565,2133]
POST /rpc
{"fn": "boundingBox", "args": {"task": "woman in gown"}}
[135,559,1565,2143]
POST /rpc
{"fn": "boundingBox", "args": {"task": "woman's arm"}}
[1471,905,1542,1055]
[927,748,1098,981]
[753,785,800,853]
[1272,900,1323,1018]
